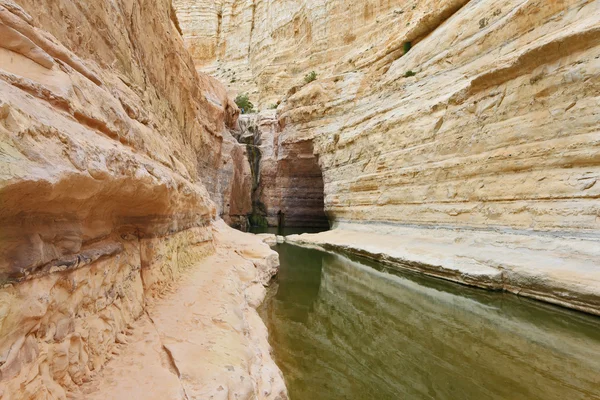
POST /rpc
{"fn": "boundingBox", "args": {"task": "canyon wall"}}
[236,112,329,228]
[173,0,427,108]
[174,0,599,312]
[176,0,600,233]
[0,0,249,285]
[0,0,277,397]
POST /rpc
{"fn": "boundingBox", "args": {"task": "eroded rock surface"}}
[0,0,246,282]
[0,0,282,398]
[79,222,286,400]
[176,0,600,312]
[176,0,600,232]
[235,112,329,228]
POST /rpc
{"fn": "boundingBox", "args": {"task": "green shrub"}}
[248,213,268,228]
[268,103,278,109]
[403,41,412,54]
[404,70,416,77]
[304,71,317,84]
[235,93,255,114]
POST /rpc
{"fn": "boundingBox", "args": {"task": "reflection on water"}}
[259,243,600,400]
[249,226,329,236]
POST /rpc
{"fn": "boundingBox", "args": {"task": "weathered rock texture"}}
[0,0,247,282]
[176,0,600,232]
[79,222,286,400]
[235,112,329,227]
[0,221,286,399]
[173,0,428,107]
[177,0,600,312]
[0,0,281,398]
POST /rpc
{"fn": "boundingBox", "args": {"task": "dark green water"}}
[250,226,329,235]
[258,243,600,400]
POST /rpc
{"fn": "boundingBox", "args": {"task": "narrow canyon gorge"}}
[0,0,599,398]
[174,0,600,314]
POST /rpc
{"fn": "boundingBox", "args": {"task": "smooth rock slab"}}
[256,233,277,247]
[287,223,600,316]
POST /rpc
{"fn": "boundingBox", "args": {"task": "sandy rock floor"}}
[79,222,287,400]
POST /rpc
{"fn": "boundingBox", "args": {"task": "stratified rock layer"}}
[0,0,246,282]
[176,0,600,232]
[236,112,329,227]
[0,0,280,398]
[176,0,600,312]
[173,0,433,107]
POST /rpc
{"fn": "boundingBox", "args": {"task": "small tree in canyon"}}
[235,93,255,114]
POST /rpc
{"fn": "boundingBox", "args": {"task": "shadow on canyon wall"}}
[235,114,330,231]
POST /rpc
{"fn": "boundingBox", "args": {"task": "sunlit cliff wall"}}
[0,0,251,396]
[176,0,600,233]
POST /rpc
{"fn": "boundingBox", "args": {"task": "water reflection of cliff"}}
[260,244,600,400]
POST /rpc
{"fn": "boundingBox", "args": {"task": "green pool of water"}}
[258,243,600,400]
[249,226,329,236]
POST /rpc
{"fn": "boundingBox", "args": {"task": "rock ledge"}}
[287,223,600,316]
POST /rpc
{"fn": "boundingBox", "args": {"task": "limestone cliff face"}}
[177,0,600,233]
[174,0,421,106]
[236,112,329,227]
[285,0,600,232]
[0,0,266,397]
[0,0,247,281]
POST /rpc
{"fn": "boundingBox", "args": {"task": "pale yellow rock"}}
[256,233,277,246]
[176,0,600,232]
[173,0,446,108]
[80,222,286,400]
[0,0,248,285]
[176,0,600,313]
[0,0,283,398]
[2,0,600,396]
[0,221,286,399]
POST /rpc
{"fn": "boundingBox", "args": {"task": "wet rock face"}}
[236,113,329,228]
[214,130,253,231]
[177,0,600,233]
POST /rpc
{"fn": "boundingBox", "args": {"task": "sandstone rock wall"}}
[0,0,249,284]
[290,0,600,232]
[236,112,329,227]
[0,0,257,397]
[0,227,215,398]
[174,0,416,107]
[178,0,600,234]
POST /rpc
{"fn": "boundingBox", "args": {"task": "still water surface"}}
[259,243,600,400]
